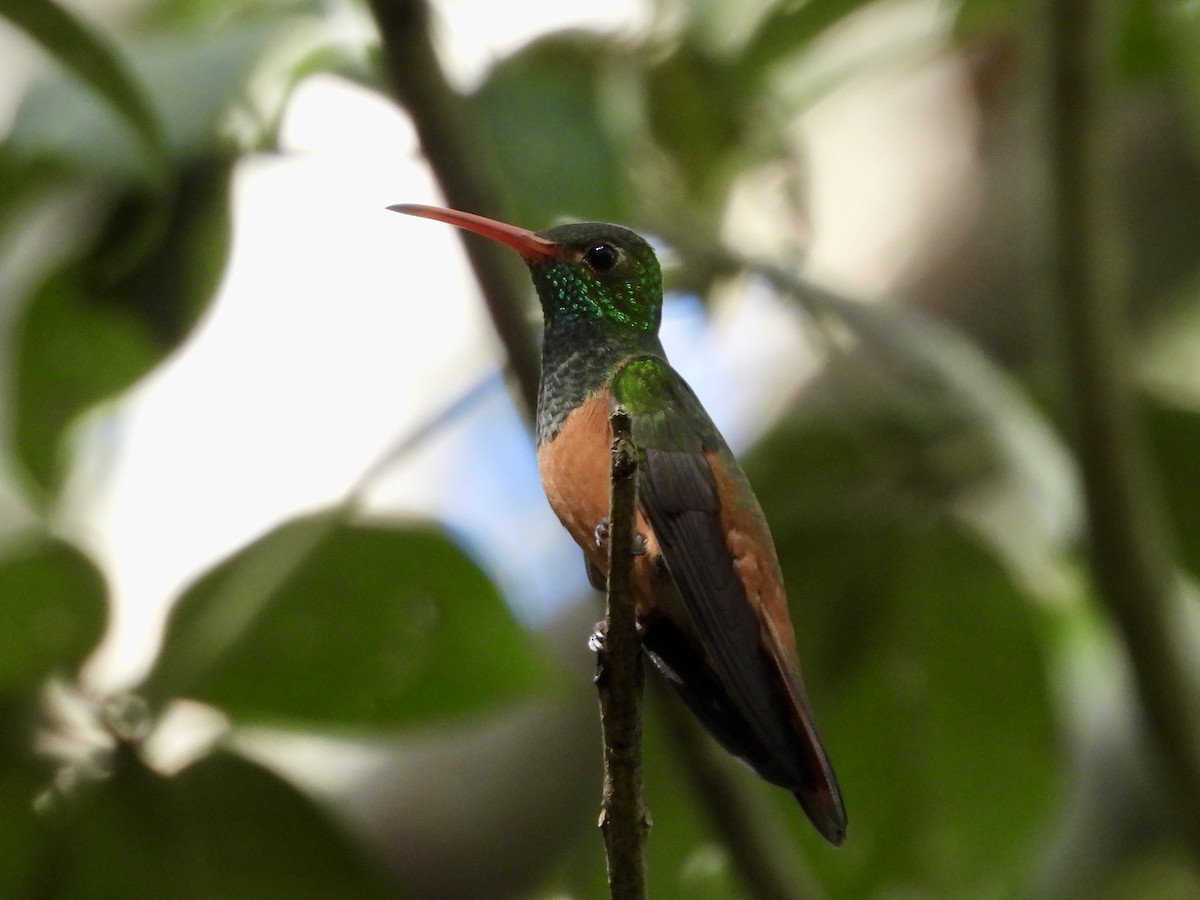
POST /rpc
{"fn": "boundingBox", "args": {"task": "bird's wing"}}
[610,355,846,843]
[609,356,795,758]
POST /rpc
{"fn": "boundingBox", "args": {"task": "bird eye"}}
[583,242,620,272]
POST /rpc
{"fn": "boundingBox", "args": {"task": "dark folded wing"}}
[612,357,798,767]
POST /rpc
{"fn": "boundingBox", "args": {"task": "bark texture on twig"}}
[596,408,649,899]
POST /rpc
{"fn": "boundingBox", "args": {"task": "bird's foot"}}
[593,518,648,556]
[590,619,648,684]
[588,620,607,654]
[590,621,608,684]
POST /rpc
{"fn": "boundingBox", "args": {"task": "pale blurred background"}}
[4,0,1200,897]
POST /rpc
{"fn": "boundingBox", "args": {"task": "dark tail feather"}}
[794,785,846,845]
[642,616,847,844]
[778,683,847,845]
[768,626,847,845]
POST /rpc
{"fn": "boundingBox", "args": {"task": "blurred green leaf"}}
[7,23,281,184]
[11,266,158,493]
[41,748,396,899]
[645,41,750,198]
[0,145,61,241]
[0,764,44,897]
[764,270,1079,536]
[1100,851,1200,900]
[11,157,236,494]
[1155,0,1200,152]
[147,513,554,727]
[1146,397,1200,582]
[0,700,53,899]
[1,0,165,168]
[747,418,1061,897]
[89,158,235,348]
[737,0,877,83]
[1118,0,1172,82]
[953,0,1015,32]
[471,34,629,226]
[0,535,107,694]
[139,0,317,30]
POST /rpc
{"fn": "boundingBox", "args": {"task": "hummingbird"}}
[389,204,847,844]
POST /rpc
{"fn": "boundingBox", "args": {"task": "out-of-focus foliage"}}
[3,0,1200,897]
[473,35,631,227]
[2,0,164,166]
[146,514,554,726]
[5,22,276,494]
[0,1,557,894]
[0,536,106,693]
[1148,400,1200,582]
[42,748,398,899]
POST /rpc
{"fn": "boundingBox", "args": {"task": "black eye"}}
[583,242,620,272]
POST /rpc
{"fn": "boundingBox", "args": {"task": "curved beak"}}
[388,204,559,263]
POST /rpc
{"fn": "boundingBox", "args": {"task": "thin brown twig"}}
[366,0,541,416]
[596,408,649,899]
[1045,0,1200,856]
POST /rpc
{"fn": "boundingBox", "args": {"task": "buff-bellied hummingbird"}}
[389,204,847,844]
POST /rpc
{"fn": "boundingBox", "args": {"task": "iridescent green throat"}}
[528,222,667,445]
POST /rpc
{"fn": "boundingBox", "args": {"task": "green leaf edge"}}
[3,0,167,172]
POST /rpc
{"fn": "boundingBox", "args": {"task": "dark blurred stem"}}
[597,409,648,899]
[653,681,823,900]
[366,0,541,417]
[1046,0,1200,855]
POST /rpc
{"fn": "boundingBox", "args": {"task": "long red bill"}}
[388,204,559,263]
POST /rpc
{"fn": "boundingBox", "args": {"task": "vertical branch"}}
[596,408,649,899]
[367,0,542,415]
[1046,0,1200,852]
